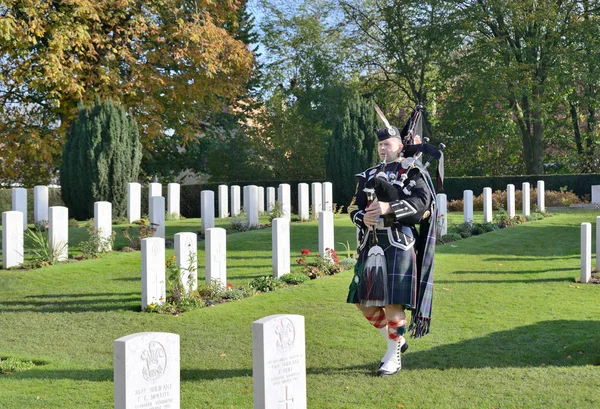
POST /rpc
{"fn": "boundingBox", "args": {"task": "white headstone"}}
[174,232,198,292]
[148,183,162,217]
[49,206,68,262]
[34,185,49,224]
[311,182,323,218]
[247,185,259,227]
[278,184,291,220]
[201,190,215,234]
[266,187,276,213]
[231,185,241,217]
[150,196,166,239]
[322,182,333,212]
[318,211,334,256]
[436,193,447,236]
[11,188,27,230]
[272,218,290,278]
[537,181,545,212]
[128,182,142,223]
[141,237,166,310]
[2,211,24,269]
[258,187,265,213]
[581,222,592,284]
[243,185,250,213]
[297,183,310,221]
[205,227,226,286]
[114,332,180,409]
[252,314,307,409]
[218,185,229,218]
[94,201,113,251]
[483,187,492,223]
[506,184,515,218]
[463,190,473,224]
[167,183,180,219]
[597,217,600,272]
[592,185,600,204]
[522,182,530,216]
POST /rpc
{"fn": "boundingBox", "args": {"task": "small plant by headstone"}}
[280,272,310,285]
[121,222,156,250]
[79,221,115,259]
[249,276,285,292]
[268,201,283,222]
[230,209,250,231]
[23,227,67,268]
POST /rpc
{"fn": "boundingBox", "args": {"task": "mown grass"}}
[0,210,599,408]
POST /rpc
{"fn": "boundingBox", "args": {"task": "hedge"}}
[438,173,600,201]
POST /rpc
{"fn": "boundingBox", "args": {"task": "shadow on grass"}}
[449,267,578,275]
[0,293,140,313]
[436,277,573,284]
[323,320,600,374]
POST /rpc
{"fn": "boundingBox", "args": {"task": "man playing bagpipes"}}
[346,104,443,376]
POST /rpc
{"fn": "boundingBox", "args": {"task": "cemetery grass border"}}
[0,210,599,408]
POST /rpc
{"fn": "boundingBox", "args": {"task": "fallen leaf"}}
[36,397,41,400]
[344,386,349,391]
[567,355,572,359]
[242,389,249,393]
[220,353,226,357]
[498,263,503,266]
[397,404,405,408]
[443,288,450,291]
[450,244,457,248]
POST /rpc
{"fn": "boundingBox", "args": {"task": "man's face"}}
[378,138,403,161]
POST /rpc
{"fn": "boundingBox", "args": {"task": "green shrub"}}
[249,276,285,292]
[0,357,35,374]
[281,273,310,285]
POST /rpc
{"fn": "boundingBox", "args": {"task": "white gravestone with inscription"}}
[537,180,545,212]
[322,182,333,212]
[278,184,291,220]
[114,332,180,409]
[318,211,334,256]
[311,182,323,218]
[231,185,241,217]
[266,187,276,213]
[174,232,198,292]
[507,184,516,218]
[201,190,215,234]
[436,193,447,236]
[597,216,600,272]
[205,227,226,286]
[463,190,473,224]
[297,183,309,221]
[49,206,69,262]
[167,183,180,219]
[34,185,49,224]
[218,185,229,218]
[258,186,265,213]
[12,187,27,230]
[141,238,166,310]
[94,201,113,251]
[483,188,492,223]
[581,222,592,284]
[2,211,24,269]
[128,182,142,223]
[522,182,531,216]
[150,196,166,239]
[272,218,290,278]
[148,183,162,218]
[591,185,600,204]
[252,314,306,409]
[247,185,259,227]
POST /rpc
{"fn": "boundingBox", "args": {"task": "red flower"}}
[227,283,233,288]
[296,258,305,264]
[301,249,311,255]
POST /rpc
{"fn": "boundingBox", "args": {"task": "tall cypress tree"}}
[326,94,378,209]
[61,98,142,220]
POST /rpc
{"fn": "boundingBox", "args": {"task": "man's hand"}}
[364,200,392,226]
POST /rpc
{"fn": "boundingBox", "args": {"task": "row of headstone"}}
[580,217,600,284]
[9,185,51,229]
[115,313,307,409]
[462,181,547,224]
[128,182,182,224]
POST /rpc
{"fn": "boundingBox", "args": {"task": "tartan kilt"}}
[347,228,417,308]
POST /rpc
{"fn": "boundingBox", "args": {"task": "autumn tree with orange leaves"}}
[0,0,255,186]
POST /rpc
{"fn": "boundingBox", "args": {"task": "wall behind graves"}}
[0,188,64,223]
[439,173,600,201]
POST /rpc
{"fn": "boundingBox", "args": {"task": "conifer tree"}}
[326,94,378,209]
[61,98,142,220]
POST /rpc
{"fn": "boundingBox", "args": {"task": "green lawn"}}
[0,211,599,408]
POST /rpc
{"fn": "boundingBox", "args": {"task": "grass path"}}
[0,211,599,408]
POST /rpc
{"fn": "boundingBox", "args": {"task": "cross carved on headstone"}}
[279,385,294,409]
[212,243,226,265]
